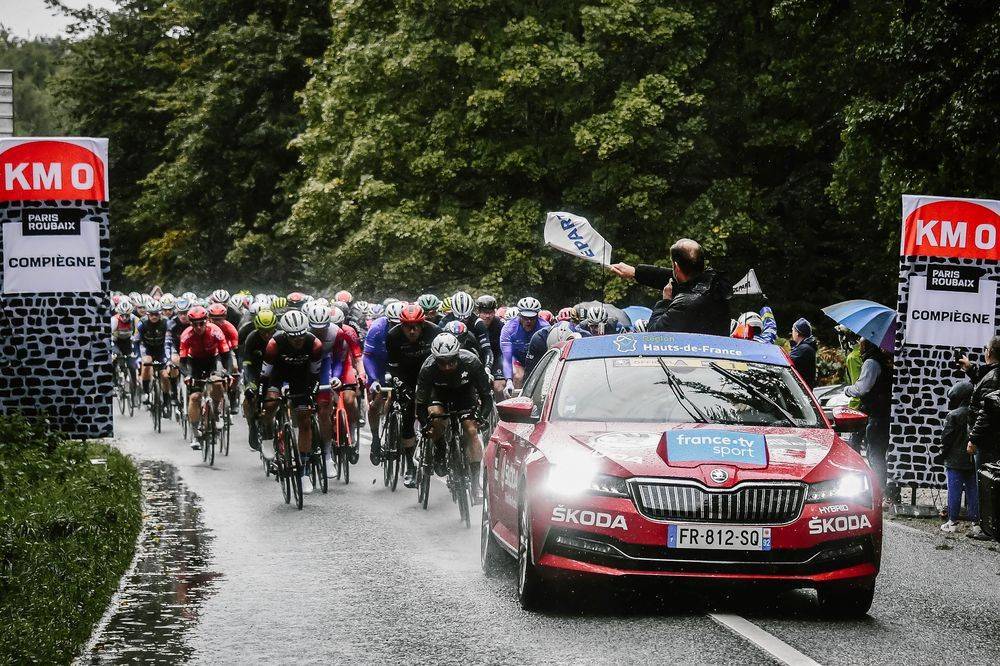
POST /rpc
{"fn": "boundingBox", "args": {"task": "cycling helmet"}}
[228,294,244,311]
[547,322,580,348]
[445,320,467,335]
[279,310,309,337]
[188,305,208,322]
[314,297,329,307]
[160,294,175,308]
[246,301,262,316]
[141,294,155,310]
[440,296,453,315]
[632,318,648,332]
[504,306,520,321]
[538,309,554,324]
[399,304,425,325]
[254,309,277,331]
[584,304,609,325]
[382,297,399,307]
[146,299,162,315]
[128,291,143,306]
[496,306,508,320]
[207,303,228,318]
[210,289,230,304]
[328,307,345,325]
[476,294,498,312]
[115,301,133,316]
[331,301,349,317]
[271,296,288,310]
[335,290,353,304]
[353,300,370,318]
[516,296,541,317]
[307,306,331,329]
[451,291,474,319]
[431,332,461,359]
[175,297,191,313]
[557,307,575,322]
[287,292,307,310]
[738,311,763,332]
[181,291,198,302]
[369,303,385,318]
[417,294,442,312]
[385,301,405,324]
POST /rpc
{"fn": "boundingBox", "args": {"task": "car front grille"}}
[630,480,806,525]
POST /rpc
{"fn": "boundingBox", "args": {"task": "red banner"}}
[0,139,108,202]
[901,198,1000,260]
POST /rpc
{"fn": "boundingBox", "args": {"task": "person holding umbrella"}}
[844,339,894,503]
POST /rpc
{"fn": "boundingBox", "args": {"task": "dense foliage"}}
[12,0,1000,325]
[0,415,142,663]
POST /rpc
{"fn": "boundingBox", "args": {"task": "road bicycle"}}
[191,374,227,467]
[261,388,322,509]
[378,385,409,492]
[113,351,137,417]
[144,360,169,433]
[423,410,476,527]
[330,385,354,485]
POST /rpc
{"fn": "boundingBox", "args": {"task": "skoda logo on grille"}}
[709,468,729,484]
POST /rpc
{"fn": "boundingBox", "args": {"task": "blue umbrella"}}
[623,305,652,326]
[821,300,896,352]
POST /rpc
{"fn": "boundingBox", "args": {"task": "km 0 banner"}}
[0,138,112,438]
[892,195,1000,488]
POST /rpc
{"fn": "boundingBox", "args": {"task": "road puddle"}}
[84,461,221,663]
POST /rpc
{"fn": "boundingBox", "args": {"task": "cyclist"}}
[499,296,549,396]
[447,291,492,365]
[208,303,241,413]
[334,290,353,306]
[444,320,485,364]
[579,303,612,337]
[260,310,323,494]
[209,289,241,329]
[439,296,453,323]
[111,300,140,392]
[134,300,172,407]
[386,304,440,488]
[242,309,277,450]
[475,294,505,399]
[306,304,347,471]
[417,294,443,326]
[363,300,404,464]
[556,307,575,324]
[287,292,308,311]
[416,332,493,503]
[179,306,232,450]
[332,305,366,461]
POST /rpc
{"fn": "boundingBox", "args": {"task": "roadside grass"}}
[0,415,141,664]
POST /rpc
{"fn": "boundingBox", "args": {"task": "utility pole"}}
[0,70,12,137]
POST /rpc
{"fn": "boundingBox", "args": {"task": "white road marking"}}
[709,613,822,666]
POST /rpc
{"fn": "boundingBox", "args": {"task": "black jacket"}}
[648,269,731,336]
[789,336,818,388]
[636,264,672,290]
[969,390,1000,462]
[966,362,1000,436]
[936,381,974,470]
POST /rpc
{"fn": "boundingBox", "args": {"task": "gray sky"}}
[2,0,118,39]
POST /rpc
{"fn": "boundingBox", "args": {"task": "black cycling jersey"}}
[238,320,255,349]
[386,322,440,387]
[415,349,493,421]
[137,316,168,356]
[167,316,189,355]
[225,304,242,330]
[241,329,272,385]
[456,330,485,364]
[476,316,503,375]
[523,326,551,377]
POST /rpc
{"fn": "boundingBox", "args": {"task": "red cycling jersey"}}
[212,319,240,351]
[180,323,231,360]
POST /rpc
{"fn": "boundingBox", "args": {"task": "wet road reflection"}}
[86,461,220,664]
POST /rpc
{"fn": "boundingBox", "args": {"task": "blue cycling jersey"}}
[362,316,390,385]
[500,317,550,379]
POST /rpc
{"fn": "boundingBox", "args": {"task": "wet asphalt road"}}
[105,411,1000,665]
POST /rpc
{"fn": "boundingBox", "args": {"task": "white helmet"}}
[210,289,230,304]
[385,301,405,323]
[353,300,371,318]
[738,311,763,331]
[128,291,143,305]
[516,296,541,317]
[228,294,244,311]
[307,305,331,328]
[279,310,309,337]
[160,294,176,310]
[182,291,198,302]
[632,318,647,332]
[584,304,609,325]
[451,291,474,319]
[504,306,520,321]
[328,307,345,325]
[141,294,155,310]
[546,322,580,348]
[115,301,133,316]
[246,301,262,316]
[314,297,329,307]
[431,332,462,359]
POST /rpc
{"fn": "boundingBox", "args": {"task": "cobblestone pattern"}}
[0,199,112,438]
[891,254,998,488]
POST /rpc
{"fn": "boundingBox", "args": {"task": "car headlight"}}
[806,473,872,508]
[546,461,629,498]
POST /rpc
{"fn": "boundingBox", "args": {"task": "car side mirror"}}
[497,396,538,424]
[832,406,868,433]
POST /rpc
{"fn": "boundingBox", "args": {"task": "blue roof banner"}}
[565,332,789,366]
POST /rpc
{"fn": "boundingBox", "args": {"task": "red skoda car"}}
[481,332,881,616]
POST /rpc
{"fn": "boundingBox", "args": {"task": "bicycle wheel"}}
[452,439,471,528]
[337,410,351,485]
[152,381,162,433]
[203,400,216,466]
[222,411,231,456]
[284,423,303,510]
[312,421,327,494]
[418,436,432,510]
[387,411,401,492]
[127,375,136,417]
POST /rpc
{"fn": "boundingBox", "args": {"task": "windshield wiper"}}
[707,361,796,427]
[656,357,709,423]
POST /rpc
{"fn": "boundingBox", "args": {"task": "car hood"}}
[541,421,836,488]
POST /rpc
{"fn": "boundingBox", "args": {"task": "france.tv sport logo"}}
[667,430,767,466]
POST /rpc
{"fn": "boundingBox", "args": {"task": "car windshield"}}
[551,356,824,428]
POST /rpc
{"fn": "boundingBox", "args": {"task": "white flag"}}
[543,212,612,266]
[732,269,764,296]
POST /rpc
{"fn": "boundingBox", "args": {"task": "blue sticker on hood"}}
[566,332,789,365]
[666,429,768,466]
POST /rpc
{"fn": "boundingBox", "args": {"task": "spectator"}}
[844,339,893,502]
[935,380,978,534]
[788,318,817,387]
[609,239,731,335]
[959,336,1000,442]
[968,387,1000,540]
[836,325,863,451]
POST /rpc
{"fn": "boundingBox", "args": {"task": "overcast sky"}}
[2,0,118,39]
